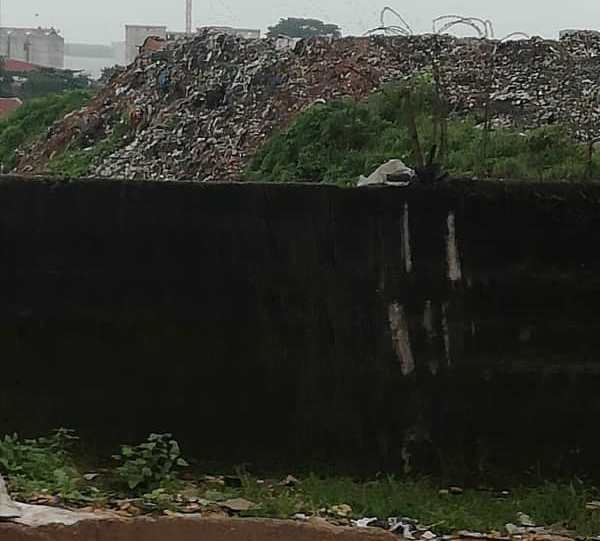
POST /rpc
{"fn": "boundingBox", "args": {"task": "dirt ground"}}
[0,516,398,541]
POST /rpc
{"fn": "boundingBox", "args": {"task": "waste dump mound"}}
[15,30,600,181]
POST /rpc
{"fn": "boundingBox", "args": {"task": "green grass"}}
[246,83,600,185]
[47,116,131,177]
[0,429,102,504]
[2,430,600,536]
[234,476,600,536]
[0,90,93,171]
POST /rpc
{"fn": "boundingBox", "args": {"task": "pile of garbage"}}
[15,30,600,181]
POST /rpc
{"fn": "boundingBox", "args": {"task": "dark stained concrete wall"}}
[1,176,600,477]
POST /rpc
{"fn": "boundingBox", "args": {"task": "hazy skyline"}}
[4,0,600,44]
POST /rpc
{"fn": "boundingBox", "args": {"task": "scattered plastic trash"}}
[353,517,378,528]
[358,159,416,186]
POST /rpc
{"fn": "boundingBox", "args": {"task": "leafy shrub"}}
[113,434,189,493]
[0,429,87,501]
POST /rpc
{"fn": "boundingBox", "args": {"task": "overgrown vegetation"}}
[113,433,188,494]
[0,429,95,503]
[47,116,131,177]
[246,81,600,185]
[1,429,600,536]
[0,90,93,171]
[0,431,188,507]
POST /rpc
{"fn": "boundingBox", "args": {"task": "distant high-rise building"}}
[0,27,64,69]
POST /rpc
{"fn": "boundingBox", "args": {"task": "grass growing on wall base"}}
[245,84,600,185]
[1,430,600,536]
[0,90,93,171]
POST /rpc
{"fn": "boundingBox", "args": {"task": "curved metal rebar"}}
[433,15,495,38]
[437,19,486,38]
[499,32,529,41]
[380,6,413,35]
[433,15,486,36]
[364,25,410,37]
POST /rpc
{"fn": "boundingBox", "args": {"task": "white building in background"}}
[125,24,167,64]
[0,27,64,68]
[124,23,261,65]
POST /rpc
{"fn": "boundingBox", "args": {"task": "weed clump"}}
[112,433,189,494]
[0,429,91,502]
[0,430,189,509]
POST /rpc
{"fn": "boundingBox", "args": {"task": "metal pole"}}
[186,0,192,34]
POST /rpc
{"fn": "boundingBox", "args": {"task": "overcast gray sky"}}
[5,0,600,44]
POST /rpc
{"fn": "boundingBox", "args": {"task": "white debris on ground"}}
[347,509,600,541]
[358,159,416,186]
[351,516,442,539]
[8,502,117,528]
[1,474,117,527]
[0,475,20,520]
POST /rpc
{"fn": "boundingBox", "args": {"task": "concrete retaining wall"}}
[1,177,600,476]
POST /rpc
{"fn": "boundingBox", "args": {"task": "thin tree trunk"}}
[404,89,425,169]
